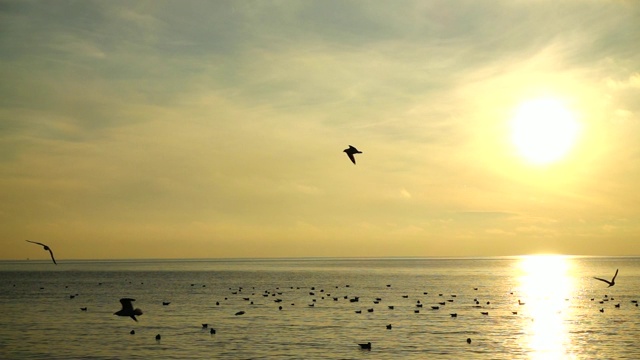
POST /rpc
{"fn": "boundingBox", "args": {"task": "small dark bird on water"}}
[130,330,135,335]
[80,307,87,311]
[114,298,143,322]
[594,269,619,287]
[235,311,245,316]
[358,342,372,350]
[155,334,161,341]
[343,145,362,164]
[467,338,472,344]
[386,324,392,330]
[162,302,170,306]
[202,323,208,329]
[25,240,57,264]
[210,328,216,335]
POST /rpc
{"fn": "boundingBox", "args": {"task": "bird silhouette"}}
[358,342,372,350]
[114,298,143,321]
[343,145,362,164]
[594,269,619,287]
[25,240,57,264]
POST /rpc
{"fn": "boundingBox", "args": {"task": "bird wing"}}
[26,240,47,247]
[611,269,619,282]
[120,298,136,311]
[593,277,612,285]
[347,152,356,164]
[47,248,57,265]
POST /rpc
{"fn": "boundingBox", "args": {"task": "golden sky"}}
[2,1,639,260]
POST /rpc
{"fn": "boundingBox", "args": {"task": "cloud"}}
[1,0,640,258]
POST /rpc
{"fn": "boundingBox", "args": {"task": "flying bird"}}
[343,145,362,164]
[25,240,57,264]
[594,269,619,287]
[114,298,143,321]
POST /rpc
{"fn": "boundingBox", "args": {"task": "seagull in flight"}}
[25,240,57,264]
[343,145,362,165]
[594,269,619,287]
[114,298,143,321]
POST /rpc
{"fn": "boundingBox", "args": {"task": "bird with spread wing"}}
[593,269,618,287]
[25,240,57,265]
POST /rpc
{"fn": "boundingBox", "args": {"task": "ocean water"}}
[1,256,639,359]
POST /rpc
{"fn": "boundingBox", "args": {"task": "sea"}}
[1,256,639,359]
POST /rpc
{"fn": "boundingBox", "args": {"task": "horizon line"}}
[2,254,638,263]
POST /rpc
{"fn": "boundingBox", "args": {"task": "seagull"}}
[343,145,362,165]
[114,298,143,321]
[25,240,57,264]
[594,269,618,287]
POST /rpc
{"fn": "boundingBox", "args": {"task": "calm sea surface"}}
[1,256,639,359]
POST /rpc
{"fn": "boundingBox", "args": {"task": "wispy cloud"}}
[1,0,639,258]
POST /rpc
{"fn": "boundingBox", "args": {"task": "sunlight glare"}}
[518,255,573,359]
[511,98,580,165]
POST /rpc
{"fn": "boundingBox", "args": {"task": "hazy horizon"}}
[3,253,640,263]
[2,1,639,260]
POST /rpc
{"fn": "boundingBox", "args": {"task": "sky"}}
[1,0,639,260]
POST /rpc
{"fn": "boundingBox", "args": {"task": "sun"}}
[510,97,580,164]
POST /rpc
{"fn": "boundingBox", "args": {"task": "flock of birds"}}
[23,237,628,352]
[21,145,627,352]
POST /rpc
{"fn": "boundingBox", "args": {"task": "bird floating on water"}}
[594,269,618,287]
[114,298,143,322]
[25,240,57,264]
[343,145,362,165]
[358,342,372,350]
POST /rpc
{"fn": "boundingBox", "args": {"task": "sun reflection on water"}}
[518,255,574,359]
